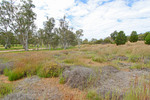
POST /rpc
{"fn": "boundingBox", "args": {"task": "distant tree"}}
[103,37,112,44]
[0,0,17,49]
[110,30,118,41]
[82,38,89,44]
[115,31,127,45]
[129,31,138,42]
[37,28,45,48]
[90,38,97,44]
[138,33,145,41]
[144,32,150,40]
[16,0,36,51]
[145,33,150,44]
[43,17,55,50]
[76,29,83,48]
[58,16,69,49]
[95,39,103,44]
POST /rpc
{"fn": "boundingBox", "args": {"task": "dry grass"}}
[0,41,150,99]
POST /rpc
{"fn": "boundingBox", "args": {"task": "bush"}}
[4,68,11,76]
[8,70,24,81]
[87,90,100,100]
[115,31,127,45]
[92,57,106,63]
[37,62,62,78]
[59,73,66,84]
[129,31,138,42]
[145,33,150,44]
[0,83,13,98]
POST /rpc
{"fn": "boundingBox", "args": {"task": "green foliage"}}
[4,68,11,76]
[129,64,142,69]
[128,56,140,63]
[129,31,138,42]
[87,90,101,100]
[0,83,13,98]
[92,57,106,63]
[95,39,103,44]
[59,73,66,84]
[103,37,112,44]
[115,31,127,45]
[8,70,24,81]
[145,33,150,44]
[82,38,89,44]
[110,30,118,41]
[37,62,62,78]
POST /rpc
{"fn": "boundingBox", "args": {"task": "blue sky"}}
[23,0,150,40]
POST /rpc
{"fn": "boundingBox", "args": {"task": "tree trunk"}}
[49,44,51,50]
[78,41,80,49]
[24,33,28,51]
[5,37,9,49]
[25,39,28,51]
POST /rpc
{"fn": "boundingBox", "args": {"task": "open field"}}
[0,41,150,100]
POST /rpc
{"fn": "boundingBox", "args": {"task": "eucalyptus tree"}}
[37,28,45,48]
[15,0,36,51]
[43,17,55,50]
[0,0,18,49]
[76,29,83,48]
[58,16,69,49]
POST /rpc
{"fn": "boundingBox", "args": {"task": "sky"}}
[1,0,150,40]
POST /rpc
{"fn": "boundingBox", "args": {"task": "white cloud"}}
[1,0,150,40]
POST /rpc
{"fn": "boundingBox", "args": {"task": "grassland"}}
[0,41,150,100]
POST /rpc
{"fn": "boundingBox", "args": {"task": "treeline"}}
[0,0,83,50]
[83,31,150,45]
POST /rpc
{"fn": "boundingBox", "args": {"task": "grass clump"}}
[92,56,106,63]
[64,58,79,64]
[8,70,24,81]
[87,90,101,100]
[0,83,13,98]
[37,62,62,78]
[59,73,66,84]
[129,64,143,69]
[4,68,11,76]
[128,55,140,63]
[124,85,150,100]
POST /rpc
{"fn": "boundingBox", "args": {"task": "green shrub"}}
[92,57,106,63]
[87,90,100,100]
[145,33,150,44]
[129,64,142,69]
[0,83,13,98]
[4,68,11,76]
[37,62,62,78]
[128,56,140,63]
[8,70,24,81]
[59,74,66,84]
[129,31,138,42]
[115,31,127,45]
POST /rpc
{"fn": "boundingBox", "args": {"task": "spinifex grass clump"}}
[92,56,106,63]
[37,62,62,78]
[0,83,13,98]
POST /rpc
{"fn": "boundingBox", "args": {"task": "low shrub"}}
[59,73,66,84]
[124,84,150,100]
[0,83,13,98]
[145,33,150,44]
[129,64,143,69]
[37,62,62,78]
[87,90,100,100]
[64,58,78,64]
[4,68,11,76]
[92,57,106,63]
[8,70,24,81]
[128,56,140,63]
